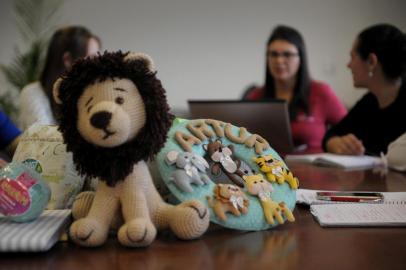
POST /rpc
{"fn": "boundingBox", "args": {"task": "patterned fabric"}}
[0,210,71,252]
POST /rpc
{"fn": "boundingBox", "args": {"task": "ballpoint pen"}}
[316,191,384,203]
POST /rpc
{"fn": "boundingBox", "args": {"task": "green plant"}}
[0,0,63,118]
[0,92,19,120]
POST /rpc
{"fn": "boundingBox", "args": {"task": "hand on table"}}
[326,134,365,155]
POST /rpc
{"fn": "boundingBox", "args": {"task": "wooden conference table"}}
[1,163,406,270]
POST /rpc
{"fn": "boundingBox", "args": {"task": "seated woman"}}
[19,26,101,130]
[244,25,347,150]
[0,111,21,164]
[323,23,406,156]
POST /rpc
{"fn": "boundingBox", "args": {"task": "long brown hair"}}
[264,25,311,119]
[40,26,100,119]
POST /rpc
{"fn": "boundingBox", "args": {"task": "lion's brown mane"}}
[57,51,174,186]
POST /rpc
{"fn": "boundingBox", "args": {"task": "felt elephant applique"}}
[166,150,211,193]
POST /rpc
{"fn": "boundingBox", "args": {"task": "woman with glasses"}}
[243,25,346,150]
[323,23,406,156]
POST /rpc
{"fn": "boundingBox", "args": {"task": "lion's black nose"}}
[90,111,112,129]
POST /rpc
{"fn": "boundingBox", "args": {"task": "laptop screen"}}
[188,100,294,154]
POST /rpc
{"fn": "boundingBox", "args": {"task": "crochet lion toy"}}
[53,51,209,247]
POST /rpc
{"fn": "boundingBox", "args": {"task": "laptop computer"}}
[188,100,294,154]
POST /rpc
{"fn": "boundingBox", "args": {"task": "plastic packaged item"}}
[0,162,51,222]
[12,124,85,209]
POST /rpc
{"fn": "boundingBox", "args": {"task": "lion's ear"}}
[124,52,155,72]
[53,78,64,105]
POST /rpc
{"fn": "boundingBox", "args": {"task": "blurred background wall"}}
[1,0,405,116]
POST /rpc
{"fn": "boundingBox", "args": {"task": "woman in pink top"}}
[244,25,347,149]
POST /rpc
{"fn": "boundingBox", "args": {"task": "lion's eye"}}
[115,97,124,105]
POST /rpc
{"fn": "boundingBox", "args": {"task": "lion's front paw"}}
[170,200,210,240]
[70,218,109,247]
[117,218,157,247]
[71,191,95,220]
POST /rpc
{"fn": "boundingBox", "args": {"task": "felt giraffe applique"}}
[243,174,294,225]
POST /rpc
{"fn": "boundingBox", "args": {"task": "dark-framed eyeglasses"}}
[268,51,299,60]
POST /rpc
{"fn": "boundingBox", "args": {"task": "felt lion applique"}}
[206,183,249,221]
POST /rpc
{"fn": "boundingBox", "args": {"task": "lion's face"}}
[77,78,146,147]
[215,184,245,200]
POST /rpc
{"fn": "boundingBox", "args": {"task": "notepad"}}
[310,203,406,227]
[0,209,71,252]
[285,153,384,170]
[296,189,406,205]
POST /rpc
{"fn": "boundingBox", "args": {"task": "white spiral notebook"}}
[310,198,406,227]
[296,189,406,205]
[0,210,71,252]
[285,153,384,170]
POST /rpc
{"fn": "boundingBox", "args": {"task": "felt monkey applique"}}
[203,139,245,187]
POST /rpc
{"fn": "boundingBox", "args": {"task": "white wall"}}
[1,0,405,115]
